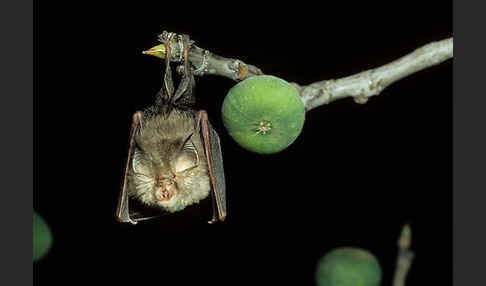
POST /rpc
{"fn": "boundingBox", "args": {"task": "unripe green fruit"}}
[33,212,53,261]
[221,75,305,154]
[315,247,382,286]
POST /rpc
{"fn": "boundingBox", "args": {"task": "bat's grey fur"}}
[127,109,211,212]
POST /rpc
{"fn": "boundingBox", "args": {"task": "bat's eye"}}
[175,139,199,173]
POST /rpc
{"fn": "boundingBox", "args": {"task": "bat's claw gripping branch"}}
[157,31,194,65]
[158,31,180,63]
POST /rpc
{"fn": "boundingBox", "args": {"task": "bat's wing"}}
[197,110,227,223]
[115,112,142,224]
[116,111,165,224]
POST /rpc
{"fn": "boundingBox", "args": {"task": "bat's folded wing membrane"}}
[208,121,227,220]
[198,110,227,222]
[115,112,142,224]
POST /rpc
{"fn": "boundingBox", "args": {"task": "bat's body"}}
[116,32,226,224]
[128,109,211,213]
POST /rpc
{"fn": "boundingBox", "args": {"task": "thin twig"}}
[152,32,452,112]
[392,224,414,286]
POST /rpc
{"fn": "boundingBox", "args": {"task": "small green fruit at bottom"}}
[33,212,53,261]
[315,247,382,286]
[221,75,305,154]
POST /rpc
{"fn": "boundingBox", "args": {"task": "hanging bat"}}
[115,32,226,225]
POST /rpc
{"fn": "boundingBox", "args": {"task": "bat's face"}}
[127,110,211,213]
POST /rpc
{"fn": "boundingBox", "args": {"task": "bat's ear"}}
[175,134,200,173]
[197,110,227,222]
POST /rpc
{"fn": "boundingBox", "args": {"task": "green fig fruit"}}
[221,75,305,154]
[315,247,382,286]
[33,212,53,261]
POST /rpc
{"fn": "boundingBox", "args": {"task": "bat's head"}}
[128,110,211,213]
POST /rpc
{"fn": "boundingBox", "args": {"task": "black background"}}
[34,2,452,286]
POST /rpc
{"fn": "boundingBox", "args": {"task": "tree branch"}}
[392,224,414,286]
[151,32,452,112]
[157,37,264,81]
[299,38,453,111]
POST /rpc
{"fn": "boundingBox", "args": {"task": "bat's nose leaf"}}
[156,188,172,201]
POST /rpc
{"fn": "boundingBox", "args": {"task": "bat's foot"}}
[178,34,192,70]
[158,31,193,65]
[158,31,175,45]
